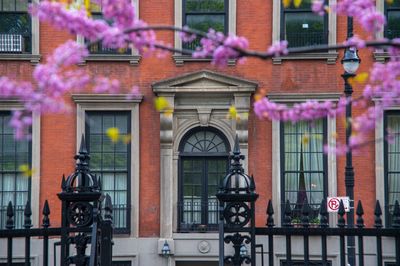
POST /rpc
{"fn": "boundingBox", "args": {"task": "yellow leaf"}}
[121,134,131,144]
[302,134,310,145]
[282,0,291,8]
[354,72,369,84]
[386,0,394,5]
[154,97,171,112]
[106,127,120,143]
[293,0,302,8]
[332,132,338,139]
[254,94,263,102]
[19,164,33,177]
[227,105,237,120]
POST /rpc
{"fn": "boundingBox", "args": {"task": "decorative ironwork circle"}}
[223,202,251,227]
[67,202,93,227]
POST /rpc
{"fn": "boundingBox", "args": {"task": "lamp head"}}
[161,240,171,257]
[240,244,248,257]
[341,47,361,74]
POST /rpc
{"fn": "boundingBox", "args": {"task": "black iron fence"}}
[248,199,400,266]
[0,136,114,266]
[219,136,400,266]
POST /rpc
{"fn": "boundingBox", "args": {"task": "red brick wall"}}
[0,1,380,234]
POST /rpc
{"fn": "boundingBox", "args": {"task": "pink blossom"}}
[312,0,325,16]
[267,41,288,57]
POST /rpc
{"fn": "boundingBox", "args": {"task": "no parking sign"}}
[327,197,350,212]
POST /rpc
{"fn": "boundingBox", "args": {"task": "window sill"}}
[173,55,236,66]
[81,54,141,65]
[272,52,338,65]
[0,54,41,64]
[373,51,399,63]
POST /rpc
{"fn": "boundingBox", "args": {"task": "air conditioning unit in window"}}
[0,34,23,53]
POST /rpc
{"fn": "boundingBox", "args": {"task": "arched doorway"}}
[178,127,230,232]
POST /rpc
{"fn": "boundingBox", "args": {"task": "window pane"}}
[2,0,16,11]
[282,120,326,220]
[387,10,400,39]
[0,113,31,229]
[185,0,225,12]
[285,12,325,47]
[86,111,130,231]
[186,14,225,33]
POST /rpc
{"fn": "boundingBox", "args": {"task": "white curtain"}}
[388,116,400,210]
[284,120,324,207]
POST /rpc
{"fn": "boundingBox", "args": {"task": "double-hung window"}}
[280,119,328,221]
[86,0,131,55]
[182,0,228,50]
[281,0,328,48]
[0,0,31,53]
[85,111,131,233]
[384,111,400,226]
[0,112,31,229]
[385,0,400,39]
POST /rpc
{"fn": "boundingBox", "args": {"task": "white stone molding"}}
[0,101,40,227]
[76,0,140,65]
[173,0,237,65]
[269,93,340,226]
[72,93,143,237]
[152,70,257,238]
[272,0,338,64]
[373,100,400,225]
[0,0,40,63]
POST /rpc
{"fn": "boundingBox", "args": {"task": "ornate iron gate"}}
[218,136,400,266]
[0,136,114,266]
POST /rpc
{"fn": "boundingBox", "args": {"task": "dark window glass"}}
[281,1,327,48]
[86,111,131,233]
[384,111,400,226]
[0,112,31,229]
[178,128,229,232]
[280,119,327,223]
[281,260,331,266]
[183,0,227,50]
[385,1,400,39]
[85,1,131,55]
[0,0,31,53]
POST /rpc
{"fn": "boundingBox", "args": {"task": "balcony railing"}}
[0,33,25,53]
[285,31,326,48]
[178,199,219,232]
[111,204,130,233]
[182,37,202,51]
[88,42,131,55]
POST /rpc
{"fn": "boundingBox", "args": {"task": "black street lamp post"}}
[341,16,361,266]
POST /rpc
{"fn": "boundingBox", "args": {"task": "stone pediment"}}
[152,70,257,94]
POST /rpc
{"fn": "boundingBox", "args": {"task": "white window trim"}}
[374,100,400,226]
[72,94,143,237]
[373,0,398,62]
[269,93,339,226]
[76,0,141,65]
[173,0,237,66]
[0,0,40,63]
[0,102,40,227]
[272,0,338,64]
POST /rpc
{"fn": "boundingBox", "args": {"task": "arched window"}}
[178,128,230,232]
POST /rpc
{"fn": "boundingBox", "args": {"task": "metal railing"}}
[0,34,28,53]
[178,199,219,232]
[285,32,326,48]
[88,42,131,55]
[250,199,400,266]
